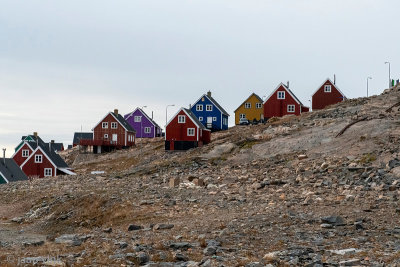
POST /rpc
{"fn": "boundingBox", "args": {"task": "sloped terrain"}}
[1,86,400,266]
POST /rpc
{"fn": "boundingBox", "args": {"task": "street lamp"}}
[385,61,391,88]
[165,104,175,128]
[367,77,372,97]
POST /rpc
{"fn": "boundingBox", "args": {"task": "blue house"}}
[190,91,229,131]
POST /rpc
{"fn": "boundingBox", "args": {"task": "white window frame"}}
[134,116,141,122]
[178,115,185,123]
[244,103,251,109]
[35,154,43,163]
[111,122,118,129]
[240,114,246,119]
[256,103,262,109]
[104,134,109,139]
[277,91,285,99]
[213,117,217,121]
[22,150,29,157]
[102,122,108,129]
[196,105,203,111]
[287,105,295,113]
[44,168,52,177]
[324,85,332,92]
[187,128,195,136]
[199,116,203,121]
[206,105,213,111]
[144,127,151,133]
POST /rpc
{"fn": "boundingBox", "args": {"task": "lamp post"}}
[385,61,391,88]
[165,104,175,130]
[367,77,372,97]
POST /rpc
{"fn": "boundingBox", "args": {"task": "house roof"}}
[0,158,29,183]
[73,132,93,144]
[124,108,162,129]
[234,93,263,112]
[166,107,209,131]
[92,111,136,133]
[194,93,230,116]
[264,83,307,107]
[311,78,347,99]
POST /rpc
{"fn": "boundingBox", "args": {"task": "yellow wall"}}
[234,94,263,124]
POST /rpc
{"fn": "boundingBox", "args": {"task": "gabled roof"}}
[73,132,93,144]
[21,145,69,169]
[312,78,347,99]
[264,83,307,107]
[124,108,162,129]
[0,158,29,183]
[48,143,64,152]
[166,107,209,131]
[92,111,136,132]
[234,93,263,112]
[193,93,230,116]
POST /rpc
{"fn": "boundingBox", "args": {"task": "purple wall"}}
[124,109,162,138]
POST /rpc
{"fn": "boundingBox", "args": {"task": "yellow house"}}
[234,93,264,125]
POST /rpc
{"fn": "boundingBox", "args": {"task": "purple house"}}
[124,108,162,138]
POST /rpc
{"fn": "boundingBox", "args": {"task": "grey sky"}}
[1,0,399,156]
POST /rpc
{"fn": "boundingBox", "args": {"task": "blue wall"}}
[191,96,228,131]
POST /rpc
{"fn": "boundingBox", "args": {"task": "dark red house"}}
[264,83,309,119]
[80,109,136,154]
[312,78,346,110]
[165,108,211,151]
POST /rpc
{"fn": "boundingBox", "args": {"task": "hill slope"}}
[1,86,400,266]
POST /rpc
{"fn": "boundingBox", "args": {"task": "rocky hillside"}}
[1,85,400,266]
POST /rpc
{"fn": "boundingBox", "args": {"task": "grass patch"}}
[358,153,377,164]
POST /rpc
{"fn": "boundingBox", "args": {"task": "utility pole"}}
[367,76,372,97]
[165,104,175,131]
[385,61,391,88]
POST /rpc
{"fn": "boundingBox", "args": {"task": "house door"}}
[112,134,118,143]
[207,117,212,129]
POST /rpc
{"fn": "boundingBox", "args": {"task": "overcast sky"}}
[1,0,399,156]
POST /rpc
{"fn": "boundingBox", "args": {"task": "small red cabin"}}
[80,109,136,154]
[312,78,346,110]
[264,83,309,119]
[165,108,211,151]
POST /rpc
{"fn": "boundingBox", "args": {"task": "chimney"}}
[334,74,336,85]
[114,109,118,116]
[207,91,211,97]
[51,140,55,144]
[287,81,290,88]
[33,132,38,138]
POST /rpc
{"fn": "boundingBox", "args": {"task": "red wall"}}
[166,110,199,142]
[264,85,302,118]
[93,113,135,147]
[312,80,344,110]
[13,143,32,166]
[22,150,56,178]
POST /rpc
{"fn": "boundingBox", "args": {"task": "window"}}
[111,122,118,129]
[287,105,295,113]
[187,128,195,136]
[178,115,185,123]
[22,150,29,157]
[256,103,262,109]
[199,116,203,121]
[240,114,246,119]
[35,154,42,163]
[44,168,52,177]
[324,85,332,92]
[104,134,109,139]
[245,103,251,109]
[277,91,285,99]
[196,105,203,111]
[102,122,108,129]
[206,105,213,111]
[144,127,151,133]
[134,116,141,122]
[213,117,217,121]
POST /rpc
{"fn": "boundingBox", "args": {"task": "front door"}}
[207,117,212,129]
[112,134,118,143]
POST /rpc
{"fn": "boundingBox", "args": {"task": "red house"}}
[165,108,211,151]
[12,133,75,179]
[264,83,309,119]
[80,109,136,154]
[312,78,346,110]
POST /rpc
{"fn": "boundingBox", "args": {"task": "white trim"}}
[44,168,53,177]
[124,108,160,128]
[11,141,34,159]
[311,78,346,98]
[104,134,108,139]
[187,128,195,136]
[192,94,229,116]
[213,117,217,121]
[287,104,295,113]
[102,122,108,129]
[234,93,263,113]
[277,91,285,99]
[22,149,29,157]
[244,103,251,109]
[21,146,57,169]
[166,108,211,131]
[144,127,151,133]
[0,172,9,183]
[256,103,262,109]
[91,112,133,132]
[35,154,43,163]
[178,115,186,123]
[111,122,118,129]
[125,130,127,146]
[196,104,203,111]
[264,83,301,105]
